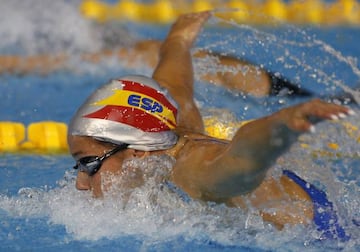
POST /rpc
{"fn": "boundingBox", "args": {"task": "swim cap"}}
[69,75,178,151]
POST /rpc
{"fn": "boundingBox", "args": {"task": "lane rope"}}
[80,0,360,26]
[0,119,358,156]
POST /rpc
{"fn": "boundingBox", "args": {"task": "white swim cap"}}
[69,75,178,151]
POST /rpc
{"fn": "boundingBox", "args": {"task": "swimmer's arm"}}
[193,50,271,97]
[0,41,161,75]
[0,45,308,97]
[0,54,68,74]
[152,12,211,133]
[191,114,294,201]
[0,48,140,74]
[192,99,353,201]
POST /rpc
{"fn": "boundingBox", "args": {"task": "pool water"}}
[0,1,360,251]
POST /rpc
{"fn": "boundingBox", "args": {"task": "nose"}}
[75,172,91,190]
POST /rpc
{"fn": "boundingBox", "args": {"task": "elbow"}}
[202,168,268,202]
[231,170,268,195]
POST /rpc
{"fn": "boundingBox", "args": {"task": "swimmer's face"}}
[68,136,141,198]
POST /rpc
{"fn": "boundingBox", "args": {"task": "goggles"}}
[73,143,128,176]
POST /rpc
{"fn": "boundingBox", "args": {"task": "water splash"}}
[0,1,359,251]
[1,150,359,250]
[197,11,360,104]
[0,0,101,54]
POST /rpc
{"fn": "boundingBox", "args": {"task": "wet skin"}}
[69,11,355,229]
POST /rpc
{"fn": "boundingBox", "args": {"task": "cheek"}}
[98,160,124,193]
[90,174,103,198]
[100,158,145,191]
[120,158,145,188]
[101,158,123,174]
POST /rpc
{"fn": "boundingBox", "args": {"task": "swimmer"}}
[68,11,354,240]
[0,30,311,98]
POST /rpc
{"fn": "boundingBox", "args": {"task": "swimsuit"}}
[283,170,349,241]
[165,170,349,241]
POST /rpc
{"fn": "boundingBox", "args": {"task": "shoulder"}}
[167,131,230,200]
[167,131,229,161]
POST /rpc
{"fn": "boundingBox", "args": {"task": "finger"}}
[306,100,355,120]
[288,117,314,132]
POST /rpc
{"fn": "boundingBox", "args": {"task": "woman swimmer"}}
[68,11,355,240]
[0,23,312,97]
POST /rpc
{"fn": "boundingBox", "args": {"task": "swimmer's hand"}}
[165,11,211,48]
[274,98,356,133]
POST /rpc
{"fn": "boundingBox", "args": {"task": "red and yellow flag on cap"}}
[83,80,177,132]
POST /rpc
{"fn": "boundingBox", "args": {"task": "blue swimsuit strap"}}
[282,170,349,241]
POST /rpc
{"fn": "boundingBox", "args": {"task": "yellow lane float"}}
[0,119,359,157]
[0,122,25,151]
[0,121,68,153]
[79,0,360,26]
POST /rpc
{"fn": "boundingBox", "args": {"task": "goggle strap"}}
[101,143,129,161]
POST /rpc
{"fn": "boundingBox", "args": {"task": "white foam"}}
[54,116,359,246]
[0,0,102,55]
[0,2,359,250]
[1,123,359,250]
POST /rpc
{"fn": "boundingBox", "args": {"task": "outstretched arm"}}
[193,50,271,96]
[0,54,68,74]
[173,99,354,202]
